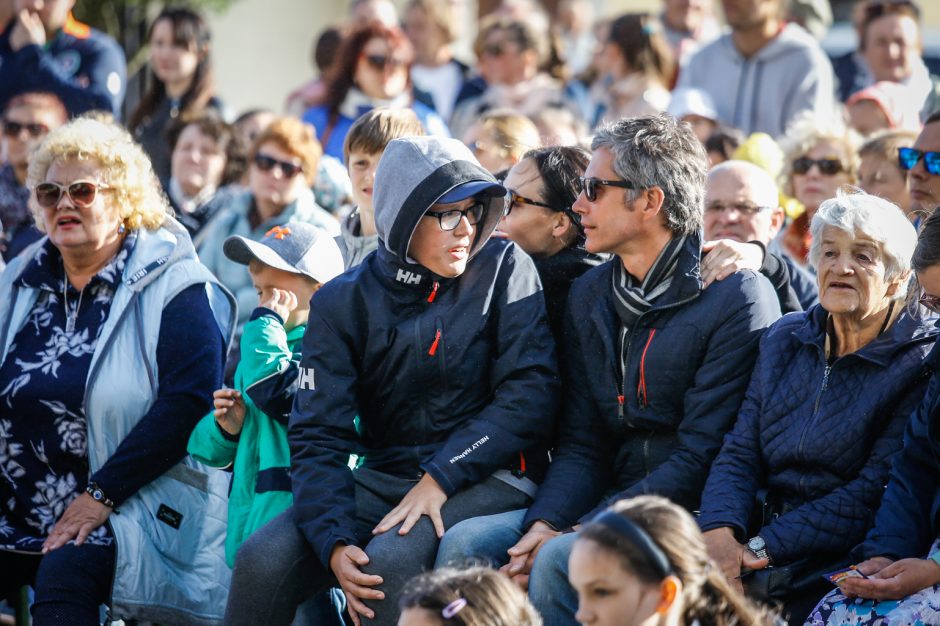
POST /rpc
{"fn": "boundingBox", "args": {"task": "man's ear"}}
[640,186,666,222]
[768,205,786,235]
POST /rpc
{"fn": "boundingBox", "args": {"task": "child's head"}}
[570,496,771,626]
[397,566,542,626]
[223,221,345,324]
[344,107,426,214]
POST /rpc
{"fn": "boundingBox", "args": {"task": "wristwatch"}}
[85,482,115,509]
[747,535,771,563]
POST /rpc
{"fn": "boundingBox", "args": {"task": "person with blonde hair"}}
[399,566,542,626]
[857,129,918,220]
[570,496,774,626]
[0,117,236,623]
[462,109,540,175]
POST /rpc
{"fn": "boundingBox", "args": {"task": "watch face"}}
[748,537,765,551]
[92,489,104,501]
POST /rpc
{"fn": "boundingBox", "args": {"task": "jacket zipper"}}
[637,329,656,408]
[428,328,441,356]
[796,363,831,463]
[643,435,651,476]
[427,280,439,303]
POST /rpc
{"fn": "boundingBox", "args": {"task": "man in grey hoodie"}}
[677,0,836,138]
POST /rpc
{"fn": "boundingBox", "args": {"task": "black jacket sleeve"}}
[759,250,803,314]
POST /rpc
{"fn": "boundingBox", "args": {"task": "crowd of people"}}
[2,0,940,625]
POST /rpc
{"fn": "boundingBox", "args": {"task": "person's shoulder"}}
[567,258,614,300]
[700,268,773,303]
[686,33,734,64]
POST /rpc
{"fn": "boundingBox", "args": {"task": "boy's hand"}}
[373,473,448,538]
[329,543,384,626]
[260,288,298,323]
[213,388,246,435]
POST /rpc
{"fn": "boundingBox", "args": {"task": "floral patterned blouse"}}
[0,233,136,552]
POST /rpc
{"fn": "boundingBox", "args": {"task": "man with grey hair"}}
[435,115,780,625]
[701,160,818,312]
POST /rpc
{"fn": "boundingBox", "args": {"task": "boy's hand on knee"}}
[329,543,384,626]
[213,388,246,436]
[373,473,448,538]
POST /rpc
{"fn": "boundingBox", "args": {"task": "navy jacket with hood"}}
[524,236,781,531]
[856,335,940,562]
[698,306,937,565]
[289,137,560,567]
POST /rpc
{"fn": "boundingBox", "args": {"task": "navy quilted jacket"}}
[698,305,937,565]
[857,336,940,561]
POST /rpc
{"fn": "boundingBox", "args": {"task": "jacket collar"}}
[641,231,704,311]
[373,244,453,301]
[15,231,138,293]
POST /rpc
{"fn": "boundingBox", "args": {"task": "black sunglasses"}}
[899,148,940,176]
[363,54,406,71]
[253,154,303,178]
[425,201,485,231]
[579,176,636,202]
[792,157,845,176]
[503,190,556,215]
[3,120,50,138]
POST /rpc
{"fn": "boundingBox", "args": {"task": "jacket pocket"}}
[140,463,209,568]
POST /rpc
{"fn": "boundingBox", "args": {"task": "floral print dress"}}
[0,234,135,553]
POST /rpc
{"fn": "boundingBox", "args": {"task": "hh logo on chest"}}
[396,269,422,285]
[299,367,315,390]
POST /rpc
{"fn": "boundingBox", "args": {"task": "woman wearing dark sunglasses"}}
[197,116,339,327]
[0,117,236,624]
[302,22,449,163]
[223,136,557,626]
[497,145,606,341]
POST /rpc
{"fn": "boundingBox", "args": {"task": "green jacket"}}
[188,310,303,567]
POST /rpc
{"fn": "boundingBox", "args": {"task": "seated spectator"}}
[129,7,227,187]
[593,13,675,127]
[667,87,720,144]
[0,92,66,262]
[698,190,936,624]
[198,116,339,327]
[0,117,234,623]
[462,109,540,175]
[807,208,940,626]
[166,110,243,241]
[449,16,587,140]
[498,145,606,340]
[233,108,275,159]
[529,106,587,149]
[554,0,596,77]
[677,0,836,138]
[898,111,940,219]
[302,22,449,162]
[399,566,542,626]
[339,107,425,269]
[403,0,471,123]
[774,121,859,271]
[436,115,780,625]
[701,160,818,313]
[284,26,343,118]
[705,125,745,167]
[858,129,918,219]
[188,222,344,567]
[658,0,720,67]
[0,0,126,117]
[846,82,923,136]
[570,496,773,626]
[221,136,558,626]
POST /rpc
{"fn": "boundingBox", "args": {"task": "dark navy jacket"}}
[698,306,936,565]
[857,335,940,561]
[523,236,781,530]
[290,241,559,566]
[0,15,126,117]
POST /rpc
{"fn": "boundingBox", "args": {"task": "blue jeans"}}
[435,510,579,626]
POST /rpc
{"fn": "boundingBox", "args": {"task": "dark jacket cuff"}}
[250,307,284,324]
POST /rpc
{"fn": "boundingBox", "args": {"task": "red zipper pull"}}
[617,394,624,418]
[428,328,442,355]
[427,281,439,303]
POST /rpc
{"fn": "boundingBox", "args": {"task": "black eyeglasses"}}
[3,120,50,139]
[425,201,485,231]
[253,153,304,178]
[504,190,556,215]
[34,180,110,209]
[363,54,407,71]
[792,157,846,176]
[579,176,636,202]
[920,292,940,314]
[704,201,773,216]
[898,148,940,176]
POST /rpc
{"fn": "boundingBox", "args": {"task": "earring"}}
[118,223,126,234]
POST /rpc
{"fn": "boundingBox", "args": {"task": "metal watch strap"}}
[86,482,115,508]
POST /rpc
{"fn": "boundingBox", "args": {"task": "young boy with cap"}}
[187,221,344,568]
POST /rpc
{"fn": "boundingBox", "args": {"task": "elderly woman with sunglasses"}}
[698,189,938,624]
[197,116,339,327]
[0,117,236,623]
[302,21,449,163]
[805,208,940,626]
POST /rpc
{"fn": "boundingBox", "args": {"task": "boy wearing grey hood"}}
[223,137,560,626]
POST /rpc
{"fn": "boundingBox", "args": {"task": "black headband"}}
[591,511,674,580]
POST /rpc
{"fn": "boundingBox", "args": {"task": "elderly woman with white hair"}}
[696,189,939,624]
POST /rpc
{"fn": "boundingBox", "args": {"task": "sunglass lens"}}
[924,152,940,176]
[68,182,97,206]
[255,155,275,171]
[818,159,842,176]
[792,157,812,175]
[35,183,61,208]
[282,163,301,177]
[898,148,919,171]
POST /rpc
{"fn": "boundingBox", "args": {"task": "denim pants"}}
[0,543,114,626]
[224,468,531,626]
[436,509,580,626]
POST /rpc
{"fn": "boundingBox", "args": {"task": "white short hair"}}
[809,188,917,298]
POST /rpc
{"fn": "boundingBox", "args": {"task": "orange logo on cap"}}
[266,226,292,240]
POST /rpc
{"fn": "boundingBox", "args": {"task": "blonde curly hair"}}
[26,117,171,233]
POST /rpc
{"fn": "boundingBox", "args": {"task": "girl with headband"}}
[569,496,774,626]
